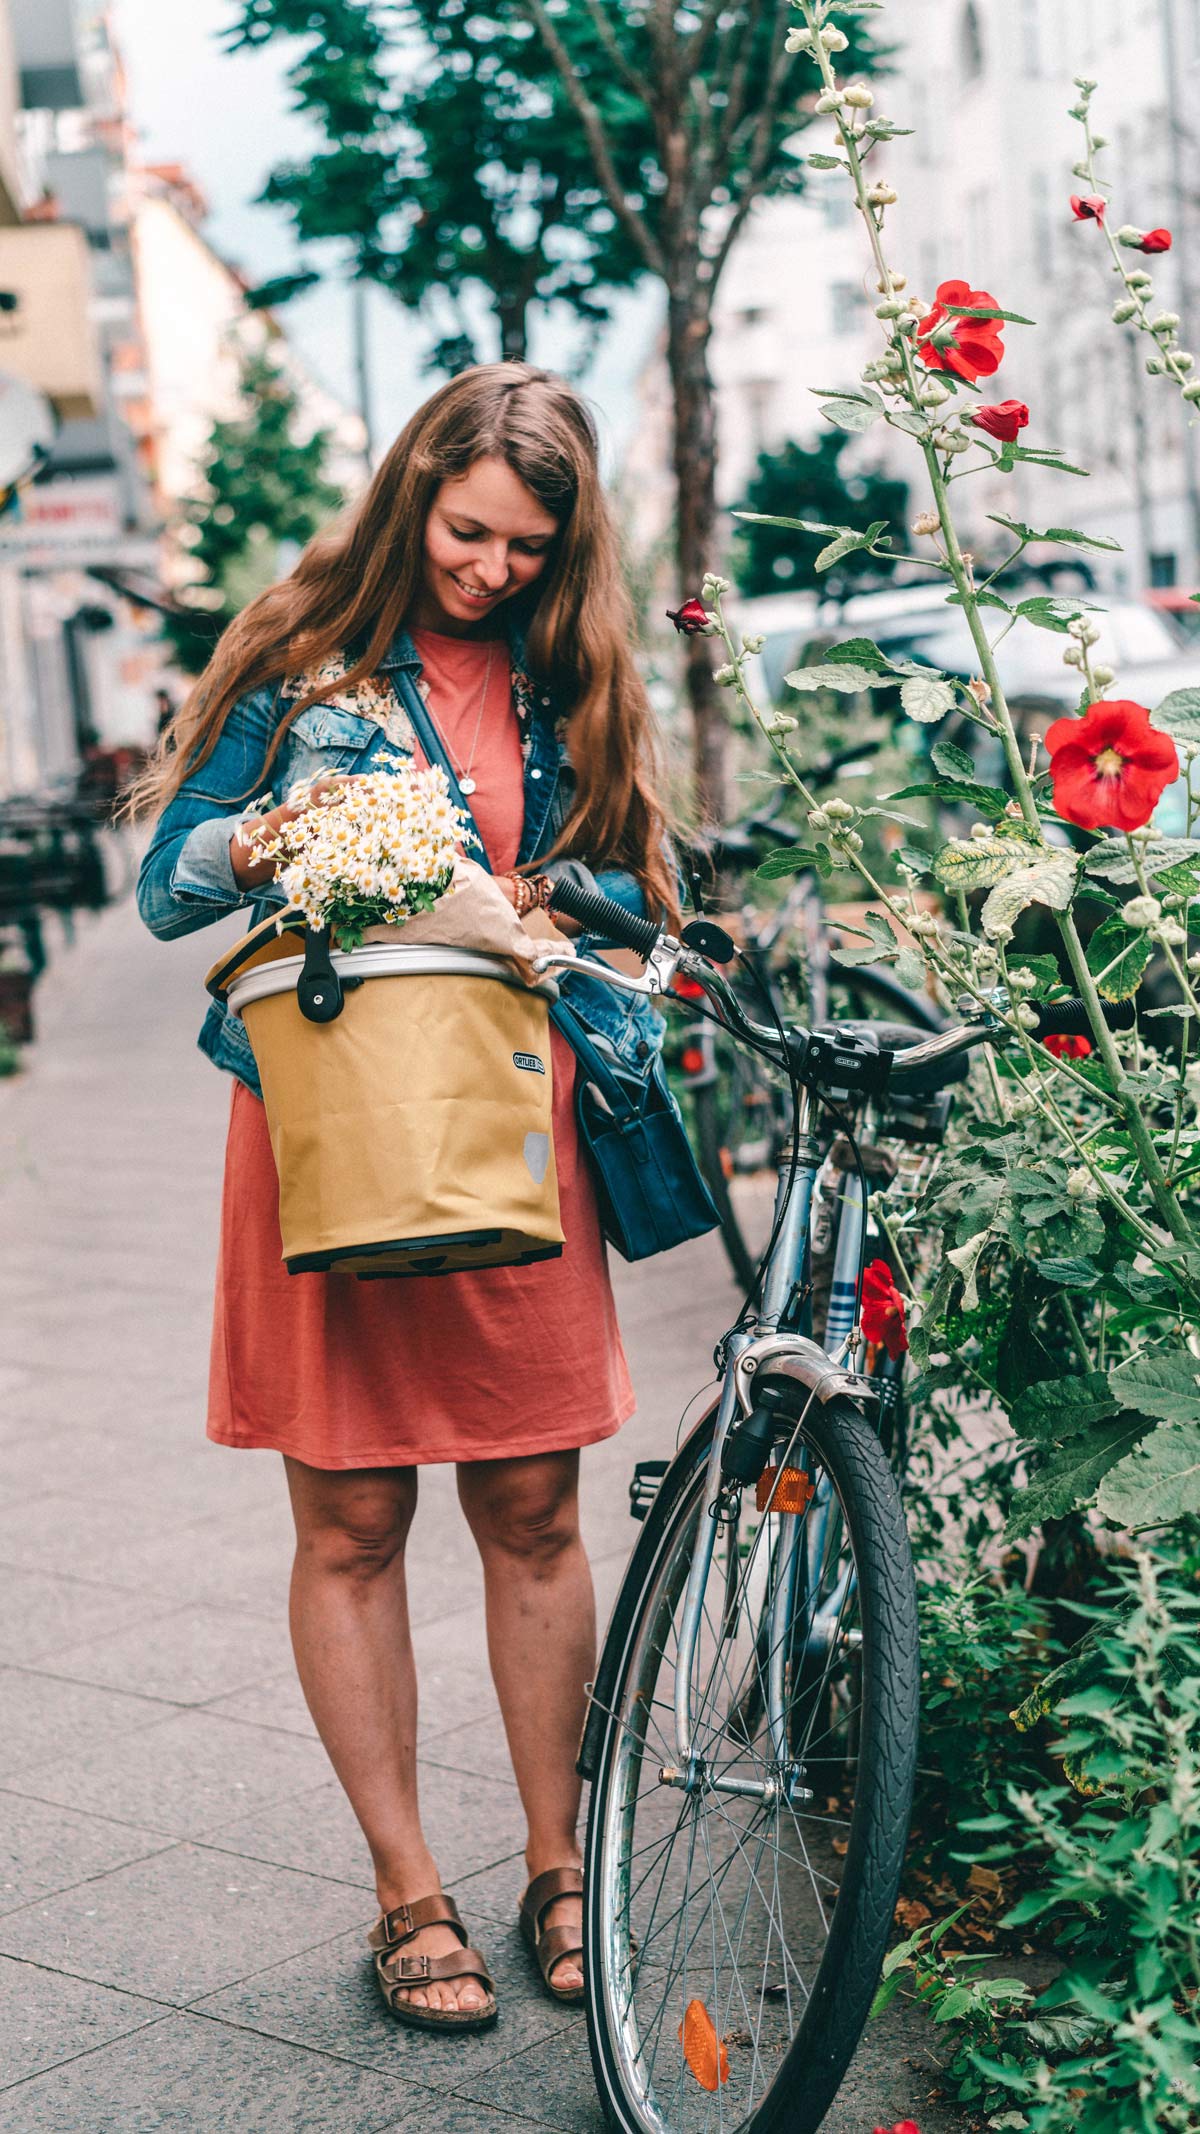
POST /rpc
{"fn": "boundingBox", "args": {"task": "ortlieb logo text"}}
[513,1051,546,1075]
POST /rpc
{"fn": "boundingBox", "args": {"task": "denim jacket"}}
[137,621,665,1099]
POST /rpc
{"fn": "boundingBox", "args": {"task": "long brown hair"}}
[131,363,677,920]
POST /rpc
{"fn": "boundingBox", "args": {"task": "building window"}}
[960,1,985,80]
[1150,551,1178,587]
[830,281,865,336]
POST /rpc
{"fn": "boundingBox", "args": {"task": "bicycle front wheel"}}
[584,1394,919,2134]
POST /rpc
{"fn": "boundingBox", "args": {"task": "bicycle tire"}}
[583,1389,920,2134]
[696,965,944,1294]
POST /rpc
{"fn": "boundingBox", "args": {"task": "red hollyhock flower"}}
[916,280,1005,382]
[1045,699,1179,831]
[1136,227,1172,253]
[873,2121,921,2134]
[1043,1032,1092,1060]
[1070,194,1107,223]
[666,597,713,635]
[970,399,1030,442]
[861,1260,908,1361]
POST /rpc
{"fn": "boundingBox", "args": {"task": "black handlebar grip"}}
[1029,996,1136,1039]
[547,877,663,959]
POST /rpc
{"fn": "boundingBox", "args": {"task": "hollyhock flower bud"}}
[1147,356,1166,376]
[1151,311,1181,334]
[1063,644,1085,668]
[1183,381,1200,401]
[1112,300,1137,323]
[1015,1003,1040,1030]
[1139,228,1173,253]
[1123,895,1162,928]
[819,25,849,50]
[877,272,907,292]
[713,663,737,687]
[1067,1168,1094,1199]
[824,797,857,822]
[666,597,715,635]
[1070,195,1107,223]
[766,713,798,736]
[701,572,730,599]
[1154,917,1188,946]
[816,90,846,112]
[808,807,831,831]
[876,299,907,318]
[1092,664,1116,687]
[867,183,898,206]
[844,84,874,107]
[968,677,992,706]
[742,633,764,654]
[1008,967,1038,991]
[1074,75,1098,93]
[784,25,816,52]
[1126,269,1153,290]
[969,399,1030,442]
[912,510,941,535]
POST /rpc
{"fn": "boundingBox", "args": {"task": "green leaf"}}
[815,520,889,572]
[998,445,1090,477]
[1085,915,1154,1001]
[1015,595,1094,633]
[822,637,896,672]
[1085,835,1200,883]
[785,663,893,694]
[1109,1348,1200,1424]
[1035,1255,1100,1287]
[756,846,821,879]
[1007,1374,1110,1442]
[900,673,956,723]
[888,408,931,437]
[731,511,849,537]
[981,850,1077,942]
[988,514,1123,553]
[894,945,927,989]
[890,779,1008,820]
[931,740,978,782]
[1006,1412,1154,1538]
[933,1985,975,2022]
[1095,1420,1200,1528]
[804,153,848,170]
[831,911,898,968]
[1150,686,1200,745]
[820,396,883,434]
[934,835,1019,891]
[943,304,1035,325]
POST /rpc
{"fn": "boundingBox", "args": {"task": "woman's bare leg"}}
[283,1456,487,2014]
[457,1449,594,1993]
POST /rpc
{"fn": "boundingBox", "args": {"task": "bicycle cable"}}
[728,942,806,1334]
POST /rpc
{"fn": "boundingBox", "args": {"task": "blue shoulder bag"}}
[390,665,719,1262]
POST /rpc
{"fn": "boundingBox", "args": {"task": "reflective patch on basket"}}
[513,1051,546,1075]
[523,1132,550,1184]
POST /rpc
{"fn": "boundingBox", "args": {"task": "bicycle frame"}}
[539,936,983,1807]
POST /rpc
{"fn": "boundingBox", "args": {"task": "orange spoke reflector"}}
[679,1998,729,2090]
[756,1465,815,1515]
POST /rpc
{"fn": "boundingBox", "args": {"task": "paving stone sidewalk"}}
[0,887,961,2133]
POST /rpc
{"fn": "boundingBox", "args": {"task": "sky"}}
[108,0,661,469]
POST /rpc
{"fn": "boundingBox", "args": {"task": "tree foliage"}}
[733,433,909,600]
[163,345,344,674]
[226,0,885,816]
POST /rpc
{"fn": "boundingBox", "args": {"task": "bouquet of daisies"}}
[251,762,470,951]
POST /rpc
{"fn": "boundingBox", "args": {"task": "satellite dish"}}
[0,369,55,491]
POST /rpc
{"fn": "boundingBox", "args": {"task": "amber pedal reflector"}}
[679,1998,729,2091]
[756,1465,815,1514]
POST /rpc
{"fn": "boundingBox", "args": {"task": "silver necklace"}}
[445,640,495,796]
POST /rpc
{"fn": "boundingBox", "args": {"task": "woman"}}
[135,363,676,2034]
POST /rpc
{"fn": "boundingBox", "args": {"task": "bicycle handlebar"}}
[1027,995,1135,1038]
[547,877,663,959]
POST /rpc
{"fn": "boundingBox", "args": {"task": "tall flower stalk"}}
[718,0,1195,1248]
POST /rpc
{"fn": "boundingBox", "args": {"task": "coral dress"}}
[207,627,635,1468]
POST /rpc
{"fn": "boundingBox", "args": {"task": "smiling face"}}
[412,455,560,636]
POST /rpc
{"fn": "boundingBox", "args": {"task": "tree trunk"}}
[666,288,726,827]
[498,283,529,364]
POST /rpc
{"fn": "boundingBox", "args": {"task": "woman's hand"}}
[229,775,357,892]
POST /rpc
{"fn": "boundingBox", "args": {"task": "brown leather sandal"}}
[368,1893,497,2032]
[519,1866,585,2005]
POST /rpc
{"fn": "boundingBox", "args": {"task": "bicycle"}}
[679,758,945,1291]
[537,872,1123,2134]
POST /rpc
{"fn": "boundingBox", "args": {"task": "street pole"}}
[1159,0,1200,576]
[351,278,374,478]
